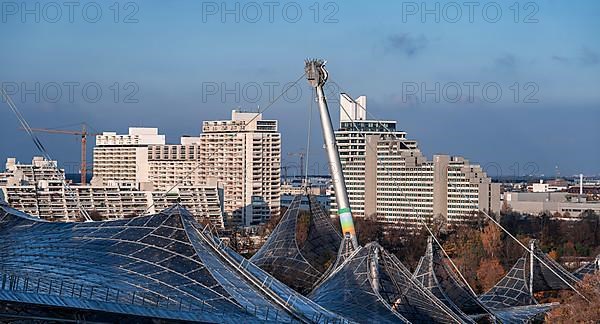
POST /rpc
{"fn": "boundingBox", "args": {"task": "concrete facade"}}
[0,157,224,227]
[505,192,600,218]
[198,110,281,226]
[334,94,500,228]
[92,111,280,227]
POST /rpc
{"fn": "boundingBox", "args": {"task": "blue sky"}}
[1,0,599,177]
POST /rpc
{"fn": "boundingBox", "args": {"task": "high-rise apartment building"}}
[334,94,500,228]
[199,110,281,226]
[93,127,166,189]
[147,137,204,190]
[91,110,281,227]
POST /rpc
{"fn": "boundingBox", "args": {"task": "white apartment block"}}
[147,138,204,190]
[199,110,281,226]
[93,127,166,189]
[91,110,281,227]
[1,157,64,185]
[0,157,224,227]
[334,94,500,228]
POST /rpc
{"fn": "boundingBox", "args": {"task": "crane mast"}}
[27,123,96,185]
[305,59,358,247]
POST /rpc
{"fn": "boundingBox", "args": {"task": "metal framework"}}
[572,255,600,280]
[414,237,560,323]
[309,242,467,324]
[480,257,536,309]
[528,240,580,293]
[251,195,342,294]
[475,240,585,322]
[0,202,347,323]
[413,237,491,321]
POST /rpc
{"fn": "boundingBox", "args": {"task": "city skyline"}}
[1,2,599,320]
[1,0,599,176]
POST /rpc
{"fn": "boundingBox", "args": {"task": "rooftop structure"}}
[251,195,341,294]
[0,202,345,323]
[414,237,556,322]
[573,255,600,280]
[478,240,580,319]
[308,242,466,323]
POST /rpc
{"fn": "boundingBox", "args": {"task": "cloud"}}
[551,55,570,63]
[385,33,428,57]
[580,47,599,66]
[494,54,517,70]
[552,47,599,66]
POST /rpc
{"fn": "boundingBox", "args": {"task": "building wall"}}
[92,127,165,188]
[90,112,281,227]
[0,157,224,227]
[334,94,500,229]
[198,110,280,226]
[505,192,600,217]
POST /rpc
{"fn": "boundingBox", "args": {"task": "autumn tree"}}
[355,217,384,245]
[443,226,486,292]
[481,223,502,258]
[546,272,600,322]
[476,258,505,291]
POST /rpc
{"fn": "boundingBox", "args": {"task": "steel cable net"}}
[476,240,586,322]
[309,242,467,324]
[572,255,600,280]
[414,237,560,323]
[413,237,491,321]
[0,203,346,323]
[480,257,539,309]
[250,195,342,295]
[528,240,581,292]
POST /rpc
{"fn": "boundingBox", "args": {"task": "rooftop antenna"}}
[305,59,358,248]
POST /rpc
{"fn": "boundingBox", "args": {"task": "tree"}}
[355,217,383,245]
[443,226,486,292]
[548,250,559,261]
[386,226,428,271]
[546,273,600,322]
[481,223,502,258]
[476,258,505,291]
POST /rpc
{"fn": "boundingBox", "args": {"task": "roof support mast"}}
[305,59,358,248]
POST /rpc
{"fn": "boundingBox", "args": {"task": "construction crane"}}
[25,123,99,185]
[287,151,305,178]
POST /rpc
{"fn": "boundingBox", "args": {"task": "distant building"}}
[198,110,281,226]
[280,176,331,211]
[0,157,224,227]
[528,179,568,193]
[504,192,600,218]
[334,94,500,228]
[93,127,166,188]
[0,157,63,186]
[92,110,281,227]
